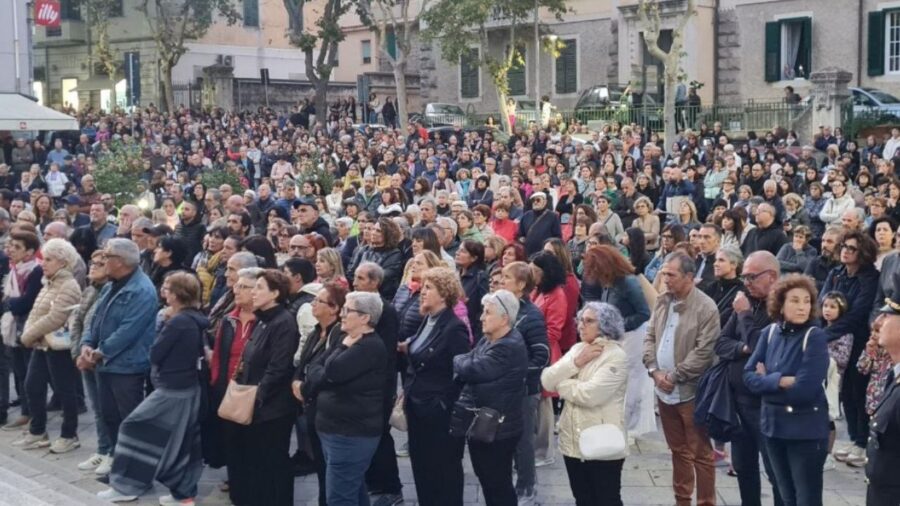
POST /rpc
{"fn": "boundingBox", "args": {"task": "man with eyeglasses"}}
[714,251,783,506]
[351,262,404,506]
[288,234,317,262]
[742,203,787,257]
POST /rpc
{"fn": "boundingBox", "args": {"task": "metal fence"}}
[466,100,809,135]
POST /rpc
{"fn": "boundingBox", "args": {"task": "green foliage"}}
[92,141,146,207]
[197,169,243,192]
[296,152,335,194]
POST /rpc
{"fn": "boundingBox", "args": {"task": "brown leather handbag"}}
[217,362,257,425]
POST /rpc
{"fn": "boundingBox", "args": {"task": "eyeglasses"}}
[312,298,335,308]
[841,243,859,253]
[740,270,775,283]
[340,306,367,317]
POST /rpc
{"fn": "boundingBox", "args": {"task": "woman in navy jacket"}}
[400,267,470,506]
[744,274,829,506]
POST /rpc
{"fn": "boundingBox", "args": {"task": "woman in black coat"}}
[457,240,489,340]
[352,218,405,300]
[400,267,470,506]
[226,270,299,506]
[451,289,528,506]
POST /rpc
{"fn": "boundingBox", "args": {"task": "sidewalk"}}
[0,408,868,505]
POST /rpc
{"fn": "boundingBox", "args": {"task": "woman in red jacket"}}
[542,238,580,353]
[529,251,570,467]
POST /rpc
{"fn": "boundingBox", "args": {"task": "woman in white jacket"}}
[541,301,629,506]
[818,180,855,225]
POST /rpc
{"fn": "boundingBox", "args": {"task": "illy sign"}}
[35,0,61,28]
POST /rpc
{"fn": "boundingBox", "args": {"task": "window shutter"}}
[244,0,259,27]
[461,48,479,99]
[764,21,781,82]
[556,39,577,94]
[508,46,526,96]
[386,30,397,60]
[800,17,812,76]
[869,11,885,76]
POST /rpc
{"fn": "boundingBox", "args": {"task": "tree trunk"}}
[393,60,409,128]
[161,63,175,113]
[662,65,677,146]
[498,87,511,132]
[314,83,328,128]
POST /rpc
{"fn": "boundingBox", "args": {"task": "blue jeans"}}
[319,432,380,506]
[96,372,145,449]
[764,437,827,506]
[83,369,112,455]
[514,393,540,494]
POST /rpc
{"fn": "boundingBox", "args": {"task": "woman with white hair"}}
[308,291,388,505]
[541,302,629,506]
[17,238,83,453]
[450,289,528,506]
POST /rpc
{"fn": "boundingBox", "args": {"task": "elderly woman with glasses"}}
[542,302,629,506]
[450,289,528,506]
[307,291,388,506]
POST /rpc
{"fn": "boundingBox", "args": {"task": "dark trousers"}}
[11,347,32,417]
[25,349,79,438]
[96,372,145,449]
[764,437,828,506]
[468,436,518,506]
[731,402,783,506]
[841,364,870,447]
[406,401,464,506]
[0,343,11,418]
[866,485,900,506]
[563,456,625,506]
[227,415,294,506]
[364,421,402,495]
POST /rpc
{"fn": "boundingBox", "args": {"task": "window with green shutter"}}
[386,30,397,60]
[555,39,577,95]
[508,46,526,96]
[878,10,900,75]
[764,17,812,82]
[460,47,480,99]
[869,11,885,76]
[244,0,259,27]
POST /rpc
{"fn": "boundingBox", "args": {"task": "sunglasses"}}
[740,269,775,283]
[841,243,859,253]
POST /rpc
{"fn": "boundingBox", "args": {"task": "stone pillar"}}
[808,67,852,139]
[202,64,235,110]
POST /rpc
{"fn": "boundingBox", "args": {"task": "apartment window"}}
[508,46,526,97]
[244,0,259,27]
[61,78,79,110]
[460,47,480,99]
[362,40,372,64]
[110,0,123,17]
[887,11,900,74]
[555,39,577,95]
[764,17,812,82]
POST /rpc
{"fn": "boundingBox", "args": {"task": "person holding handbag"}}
[540,302,629,506]
[450,289,527,506]
[226,269,299,506]
[15,238,82,453]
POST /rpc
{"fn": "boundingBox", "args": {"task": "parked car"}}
[411,103,468,127]
[573,85,661,127]
[849,87,900,118]
[512,100,539,124]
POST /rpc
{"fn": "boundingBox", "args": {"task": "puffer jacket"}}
[450,329,528,441]
[540,338,629,460]
[21,269,82,349]
[393,284,424,343]
[514,298,550,395]
[818,194,855,225]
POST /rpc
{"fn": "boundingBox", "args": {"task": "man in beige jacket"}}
[643,252,720,506]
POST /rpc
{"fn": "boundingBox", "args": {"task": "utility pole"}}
[533,0,539,103]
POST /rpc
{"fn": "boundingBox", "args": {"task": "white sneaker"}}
[534,457,555,467]
[49,437,80,454]
[845,446,866,467]
[823,454,837,471]
[395,441,409,457]
[159,494,195,506]
[78,453,105,471]
[13,433,49,449]
[833,442,854,462]
[96,488,137,502]
[95,455,113,475]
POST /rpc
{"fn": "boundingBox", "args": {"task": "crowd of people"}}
[0,100,898,506]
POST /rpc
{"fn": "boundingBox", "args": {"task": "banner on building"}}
[35,0,61,28]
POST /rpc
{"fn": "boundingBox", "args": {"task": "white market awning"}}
[0,93,79,131]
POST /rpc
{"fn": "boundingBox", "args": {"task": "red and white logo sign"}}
[35,0,61,28]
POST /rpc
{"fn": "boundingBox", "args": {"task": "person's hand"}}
[397,340,409,354]
[574,343,604,368]
[755,362,767,375]
[652,370,675,393]
[89,349,104,363]
[866,335,880,355]
[732,292,751,314]
[204,346,213,364]
[75,355,94,371]
[291,380,304,402]
[741,344,751,355]
[779,376,796,389]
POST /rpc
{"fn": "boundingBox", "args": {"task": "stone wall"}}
[717,9,741,104]
[232,79,358,114]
